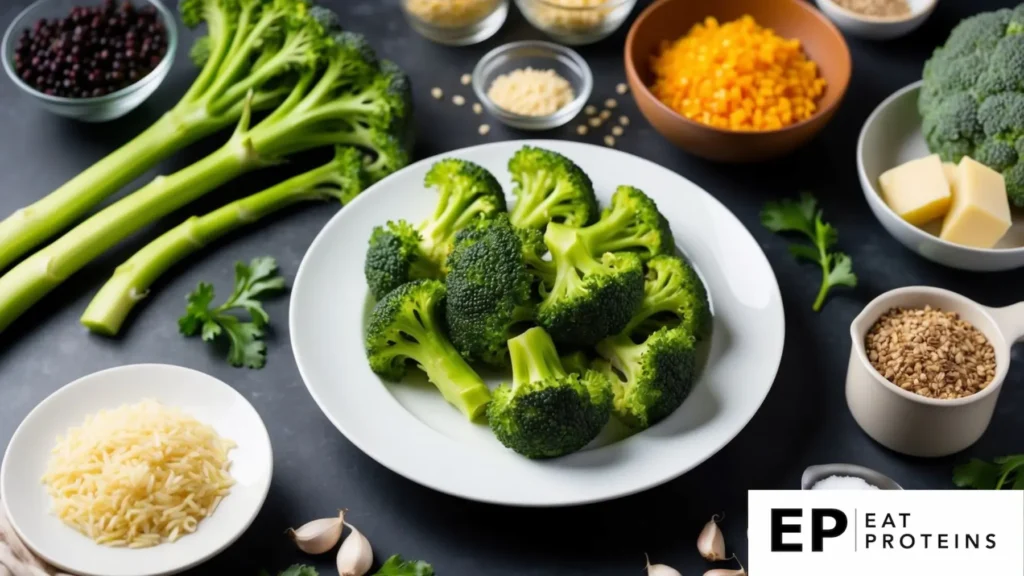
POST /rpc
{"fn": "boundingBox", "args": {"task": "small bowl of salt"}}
[802,464,903,490]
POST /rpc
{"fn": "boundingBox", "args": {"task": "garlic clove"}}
[337,524,374,576]
[288,510,345,555]
[704,555,746,576]
[645,554,683,576]
[697,514,727,561]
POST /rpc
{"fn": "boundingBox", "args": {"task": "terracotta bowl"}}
[624,0,851,163]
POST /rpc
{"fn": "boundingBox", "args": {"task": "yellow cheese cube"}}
[878,154,952,226]
[942,162,958,190]
[940,156,1011,248]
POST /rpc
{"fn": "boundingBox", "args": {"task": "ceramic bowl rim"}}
[624,0,852,137]
[848,285,1009,409]
[817,0,937,24]
[857,80,1024,256]
[521,0,634,10]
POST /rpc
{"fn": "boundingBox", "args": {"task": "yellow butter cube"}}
[940,156,1011,248]
[878,154,952,226]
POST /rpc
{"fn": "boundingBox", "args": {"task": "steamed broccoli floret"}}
[365,280,492,420]
[595,326,697,430]
[488,327,612,459]
[507,146,598,230]
[920,5,1024,204]
[576,185,675,260]
[559,350,592,375]
[445,215,538,366]
[537,223,644,347]
[363,158,504,298]
[624,255,712,343]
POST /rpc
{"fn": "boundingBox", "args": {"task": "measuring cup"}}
[846,286,1024,458]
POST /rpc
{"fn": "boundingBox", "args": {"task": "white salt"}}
[811,475,880,490]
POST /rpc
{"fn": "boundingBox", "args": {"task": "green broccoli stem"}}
[80,166,348,336]
[596,333,641,381]
[0,133,257,333]
[508,327,565,387]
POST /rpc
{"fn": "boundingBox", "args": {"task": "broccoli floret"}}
[418,159,507,267]
[920,6,1024,204]
[507,145,598,230]
[576,185,675,260]
[365,280,492,420]
[517,225,556,287]
[595,326,697,430]
[364,221,439,300]
[559,350,592,375]
[624,255,713,343]
[488,327,612,459]
[537,223,644,347]
[445,215,538,367]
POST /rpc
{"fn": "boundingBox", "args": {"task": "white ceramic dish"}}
[859,81,1024,272]
[0,364,273,576]
[290,139,785,507]
[815,0,936,41]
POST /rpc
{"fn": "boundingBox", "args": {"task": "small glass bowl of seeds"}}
[2,0,176,122]
[515,0,637,45]
[402,0,509,46]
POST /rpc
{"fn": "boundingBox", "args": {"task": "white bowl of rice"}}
[0,364,273,576]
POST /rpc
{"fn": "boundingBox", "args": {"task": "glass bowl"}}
[472,40,592,131]
[401,0,509,46]
[515,0,637,45]
[2,0,176,123]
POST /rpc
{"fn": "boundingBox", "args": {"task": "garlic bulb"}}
[287,511,345,555]
[337,524,373,576]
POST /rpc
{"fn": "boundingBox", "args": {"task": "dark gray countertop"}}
[1,0,1021,574]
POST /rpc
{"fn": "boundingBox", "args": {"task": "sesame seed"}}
[619,115,630,126]
[576,125,588,135]
[599,109,611,120]
[612,125,624,136]
[478,124,491,135]
[588,117,602,127]
[452,95,466,106]
[431,87,443,100]
[460,74,472,86]
[605,98,618,109]
[604,135,615,147]
[584,105,598,116]
[472,102,483,114]
[616,83,628,95]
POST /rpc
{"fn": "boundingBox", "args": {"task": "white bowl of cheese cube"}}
[858,81,1024,272]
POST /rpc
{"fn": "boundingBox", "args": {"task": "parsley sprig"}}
[760,193,857,312]
[953,455,1024,490]
[260,555,434,576]
[178,256,286,369]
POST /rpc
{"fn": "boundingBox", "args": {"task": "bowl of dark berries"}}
[2,0,176,122]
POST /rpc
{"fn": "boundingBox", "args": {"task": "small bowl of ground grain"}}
[402,0,509,46]
[515,0,638,46]
[815,0,936,41]
[846,286,1024,458]
[472,40,592,130]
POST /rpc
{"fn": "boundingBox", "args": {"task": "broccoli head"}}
[488,327,612,459]
[595,326,697,430]
[624,255,713,343]
[445,215,538,367]
[537,223,644,347]
[576,185,675,260]
[507,145,598,230]
[920,5,1024,204]
[365,280,492,420]
[364,220,440,300]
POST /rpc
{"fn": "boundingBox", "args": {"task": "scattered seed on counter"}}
[478,124,491,135]
[605,98,618,108]
[431,87,444,99]
[584,105,597,116]
[588,117,602,127]
[576,125,588,135]
[460,73,472,85]
[612,125,623,136]
[864,306,997,400]
[616,83,628,95]
[619,115,630,126]
[604,135,615,147]
[452,94,466,106]
[599,109,611,120]
[472,102,482,114]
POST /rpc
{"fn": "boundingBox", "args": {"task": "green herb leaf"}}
[760,193,856,312]
[953,455,1024,490]
[277,566,319,576]
[178,257,285,369]
[375,555,435,576]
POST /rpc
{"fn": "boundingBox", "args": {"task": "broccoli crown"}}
[507,145,598,230]
[537,223,644,347]
[445,215,537,367]
[625,255,713,343]
[577,185,675,260]
[416,159,507,267]
[364,220,439,300]
[364,280,492,420]
[325,146,372,204]
[488,327,612,459]
[596,326,697,430]
[920,5,1024,204]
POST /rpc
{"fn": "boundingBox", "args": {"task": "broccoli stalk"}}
[80,147,369,336]
[365,280,491,420]
[576,185,675,259]
[0,0,341,271]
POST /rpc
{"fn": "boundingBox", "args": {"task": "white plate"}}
[1,364,273,576]
[290,140,785,506]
